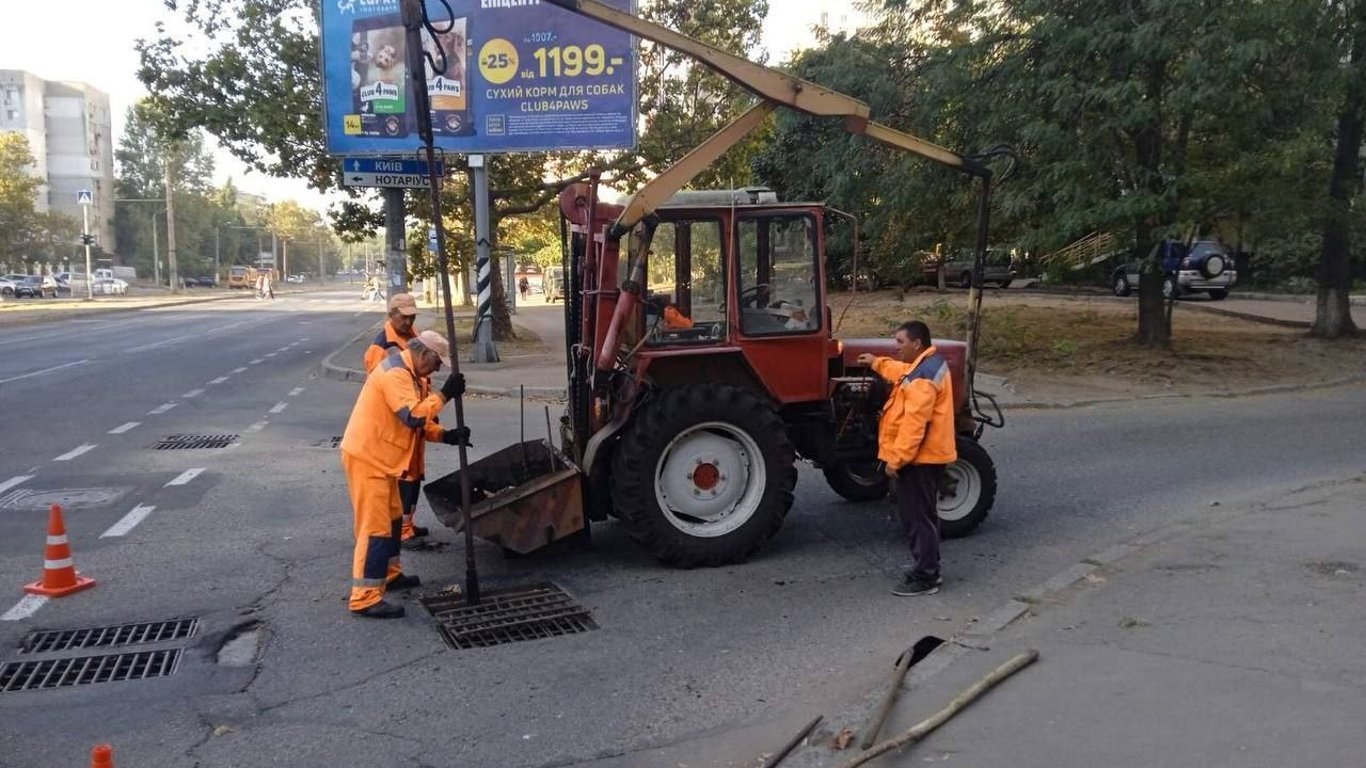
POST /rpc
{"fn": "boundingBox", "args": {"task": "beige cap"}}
[388,293,418,316]
[416,330,452,368]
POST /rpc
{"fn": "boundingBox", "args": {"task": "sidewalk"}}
[0,283,329,327]
[1178,294,1364,328]
[842,475,1366,768]
[321,302,568,397]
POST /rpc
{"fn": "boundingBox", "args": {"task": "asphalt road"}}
[0,289,1362,768]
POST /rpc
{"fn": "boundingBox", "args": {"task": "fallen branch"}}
[835,649,1039,768]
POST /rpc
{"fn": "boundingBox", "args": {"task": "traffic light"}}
[80,233,96,246]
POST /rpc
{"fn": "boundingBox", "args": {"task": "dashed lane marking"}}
[182,388,205,399]
[232,367,248,374]
[100,504,155,538]
[54,444,96,462]
[245,421,268,433]
[1,595,48,622]
[269,402,288,414]
[148,402,178,415]
[209,376,230,385]
[250,358,265,365]
[108,422,141,434]
[0,359,90,384]
[289,387,305,397]
[165,468,206,487]
[0,475,33,495]
[263,352,278,358]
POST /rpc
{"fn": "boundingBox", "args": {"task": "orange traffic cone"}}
[23,504,96,598]
[90,744,114,768]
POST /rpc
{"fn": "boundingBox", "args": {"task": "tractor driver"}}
[856,320,958,597]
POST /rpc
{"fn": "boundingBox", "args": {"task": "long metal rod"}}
[765,715,823,767]
[964,176,992,401]
[402,0,479,605]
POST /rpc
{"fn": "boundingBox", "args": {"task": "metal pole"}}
[164,159,179,293]
[214,227,221,284]
[470,155,498,362]
[383,187,407,300]
[152,215,160,287]
[82,203,93,300]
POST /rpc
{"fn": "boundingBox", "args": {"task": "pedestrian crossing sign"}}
[76,190,93,206]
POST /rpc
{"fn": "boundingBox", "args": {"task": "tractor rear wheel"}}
[822,461,888,502]
[611,384,796,567]
[938,436,997,539]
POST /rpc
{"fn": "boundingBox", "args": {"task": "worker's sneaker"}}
[351,601,405,619]
[387,574,422,590]
[892,574,943,596]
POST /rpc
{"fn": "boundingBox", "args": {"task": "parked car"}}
[182,275,218,288]
[544,265,565,302]
[0,276,17,297]
[14,275,58,298]
[922,250,1015,288]
[1112,239,1237,300]
[286,274,305,283]
[91,278,129,296]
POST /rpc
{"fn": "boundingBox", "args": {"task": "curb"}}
[1175,301,1311,329]
[0,285,330,327]
[320,320,382,384]
[997,372,1366,412]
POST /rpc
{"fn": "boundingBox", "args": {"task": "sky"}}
[2,0,870,216]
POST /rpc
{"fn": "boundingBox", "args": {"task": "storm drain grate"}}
[0,649,181,692]
[422,583,597,649]
[20,618,198,655]
[154,434,239,450]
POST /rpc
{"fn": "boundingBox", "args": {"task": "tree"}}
[1312,0,1365,338]
[0,133,43,262]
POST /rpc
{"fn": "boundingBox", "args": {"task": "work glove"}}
[440,372,466,400]
[441,426,472,447]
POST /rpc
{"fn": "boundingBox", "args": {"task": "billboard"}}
[320,0,637,156]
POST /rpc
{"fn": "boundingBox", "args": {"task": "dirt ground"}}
[832,289,1366,400]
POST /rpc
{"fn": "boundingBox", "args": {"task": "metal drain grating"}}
[0,649,181,692]
[20,618,198,655]
[422,583,597,649]
[154,434,238,450]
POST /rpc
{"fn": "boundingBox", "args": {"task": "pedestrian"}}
[363,293,433,547]
[857,320,958,596]
[255,274,266,300]
[339,330,471,619]
[263,272,275,300]
[518,275,530,301]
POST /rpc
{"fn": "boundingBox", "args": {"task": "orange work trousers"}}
[342,452,404,612]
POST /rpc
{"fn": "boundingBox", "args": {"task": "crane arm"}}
[545,0,987,233]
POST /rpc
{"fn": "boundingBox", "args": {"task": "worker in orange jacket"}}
[363,293,434,546]
[858,320,958,597]
[341,330,470,619]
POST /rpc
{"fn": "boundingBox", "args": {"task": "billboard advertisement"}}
[320,0,637,156]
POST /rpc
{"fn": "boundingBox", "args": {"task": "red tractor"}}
[427,0,1007,567]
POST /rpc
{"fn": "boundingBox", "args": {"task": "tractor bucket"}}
[423,440,584,554]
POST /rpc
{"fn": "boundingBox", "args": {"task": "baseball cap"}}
[417,330,452,368]
[388,293,418,316]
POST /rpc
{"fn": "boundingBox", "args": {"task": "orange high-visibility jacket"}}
[341,349,447,477]
[871,346,958,470]
[363,319,415,373]
[403,366,445,481]
[663,305,693,329]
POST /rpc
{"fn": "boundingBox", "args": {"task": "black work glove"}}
[441,426,472,447]
[440,372,466,400]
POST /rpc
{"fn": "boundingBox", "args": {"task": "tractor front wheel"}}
[822,461,889,502]
[938,436,997,539]
[611,384,796,567]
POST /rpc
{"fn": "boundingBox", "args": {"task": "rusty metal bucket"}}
[423,440,584,554]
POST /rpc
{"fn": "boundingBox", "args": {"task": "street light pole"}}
[164,159,180,293]
[81,202,93,300]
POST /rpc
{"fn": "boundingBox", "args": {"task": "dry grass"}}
[832,290,1366,395]
[413,312,545,357]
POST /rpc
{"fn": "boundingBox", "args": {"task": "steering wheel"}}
[738,283,770,309]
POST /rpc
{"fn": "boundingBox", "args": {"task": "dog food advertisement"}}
[321,0,637,156]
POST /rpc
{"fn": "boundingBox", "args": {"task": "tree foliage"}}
[0,133,48,263]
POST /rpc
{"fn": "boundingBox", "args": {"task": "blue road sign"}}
[76,190,93,206]
[341,157,445,188]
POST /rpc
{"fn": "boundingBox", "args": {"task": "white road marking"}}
[232,367,248,373]
[263,352,277,358]
[1,595,49,622]
[289,387,305,397]
[182,388,205,399]
[53,444,96,462]
[0,359,90,384]
[269,402,288,414]
[250,358,265,365]
[123,333,198,353]
[108,421,141,434]
[209,376,230,385]
[100,504,155,538]
[0,475,33,495]
[246,421,268,433]
[165,468,205,487]
[148,402,178,415]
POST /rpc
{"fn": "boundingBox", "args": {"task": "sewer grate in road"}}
[422,583,597,650]
[154,434,239,450]
[20,618,198,655]
[0,649,181,693]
